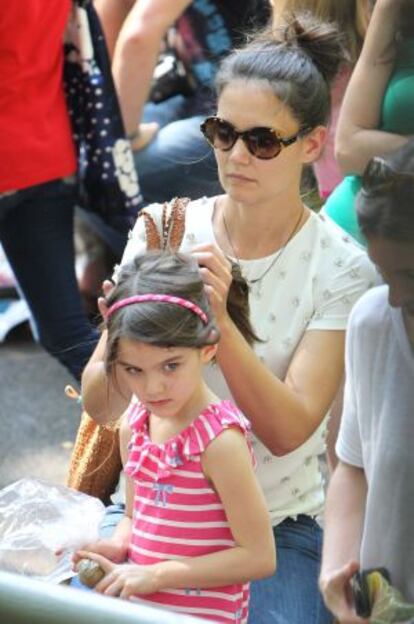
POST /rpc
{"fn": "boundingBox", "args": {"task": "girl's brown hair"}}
[104,251,259,373]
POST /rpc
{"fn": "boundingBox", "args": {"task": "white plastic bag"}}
[0,478,105,584]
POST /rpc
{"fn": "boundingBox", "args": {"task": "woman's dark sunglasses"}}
[200,116,309,160]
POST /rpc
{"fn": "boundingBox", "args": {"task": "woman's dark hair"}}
[357,140,414,243]
[215,12,345,130]
[105,251,259,373]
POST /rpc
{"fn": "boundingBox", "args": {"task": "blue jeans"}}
[248,515,333,624]
[0,178,98,380]
[135,95,222,204]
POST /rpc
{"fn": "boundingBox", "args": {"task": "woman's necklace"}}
[222,205,305,298]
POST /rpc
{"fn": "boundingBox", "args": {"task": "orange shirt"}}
[0,0,76,192]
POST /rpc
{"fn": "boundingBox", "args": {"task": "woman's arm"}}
[108,0,191,136]
[94,0,135,59]
[219,322,345,456]
[193,243,355,455]
[319,461,368,623]
[335,0,408,175]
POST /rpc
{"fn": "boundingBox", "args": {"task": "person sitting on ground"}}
[320,140,414,623]
[80,12,377,623]
[94,0,269,204]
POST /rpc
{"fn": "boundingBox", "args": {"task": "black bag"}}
[64,0,142,239]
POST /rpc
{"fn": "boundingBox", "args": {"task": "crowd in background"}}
[0,1,413,623]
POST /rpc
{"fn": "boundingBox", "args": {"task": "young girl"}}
[74,251,275,623]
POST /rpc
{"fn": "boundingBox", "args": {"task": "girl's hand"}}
[78,551,160,598]
[319,561,369,624]
[191,243,233,328]
[97,279,114,319]
[73,538,128,566]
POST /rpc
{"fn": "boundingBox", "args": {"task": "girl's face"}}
[368,236,414,317]
[115,338,216,421]
[214,80,324,206]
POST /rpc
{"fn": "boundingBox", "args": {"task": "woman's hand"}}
[319,561,369,624]
[191,243,233,329]
[73,538,128,567]
[77,551,160,598]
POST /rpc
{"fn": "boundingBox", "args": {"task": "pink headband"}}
[105,294,209,325]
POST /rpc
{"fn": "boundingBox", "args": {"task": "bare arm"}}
[335,0,408,175]
[94,0,135,59]
[193,244,366,455]
[151,428,276,590]
[81,330,132,424]
[80,428,275,596]
[326,377,345,472]
[319,461,368,624]
[109,0,191,135]
[73,415,134,566]
[218,322,345,455]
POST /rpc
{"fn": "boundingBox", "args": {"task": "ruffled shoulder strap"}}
[183,400,252,459]
[126,400,149,432]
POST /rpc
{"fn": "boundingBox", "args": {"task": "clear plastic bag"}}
[0,478,105,584]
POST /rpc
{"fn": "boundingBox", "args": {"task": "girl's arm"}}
[151,428,276,590]
[335,0,408,175]
[85,427,275,597]
[81,329,132,424]
[73,415,134,566]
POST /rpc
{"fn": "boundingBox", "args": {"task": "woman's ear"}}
[200,343,218,364]
[301,126,327,164]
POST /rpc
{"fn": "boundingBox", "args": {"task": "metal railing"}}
[0,571,208,624]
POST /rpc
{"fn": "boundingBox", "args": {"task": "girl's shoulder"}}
[187,400,251,455]
[124,400,252,481]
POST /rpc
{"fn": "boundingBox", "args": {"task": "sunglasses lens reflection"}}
[247,129,282,159]
[203,118,235,151]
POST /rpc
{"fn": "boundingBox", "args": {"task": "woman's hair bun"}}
[275,11,346,85]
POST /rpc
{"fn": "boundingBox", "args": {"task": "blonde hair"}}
[272,0,371,63]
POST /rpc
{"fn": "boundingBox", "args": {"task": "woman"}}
[323,0,414,244]
[320,142,414,622]
[272,0,372,199]
[82,13,376,624]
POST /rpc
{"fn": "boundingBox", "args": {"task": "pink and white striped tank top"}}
[124,400,255,623]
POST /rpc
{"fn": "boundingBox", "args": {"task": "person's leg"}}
[248,515,333,624]
[134,114,222,204]
[0,179,98,380]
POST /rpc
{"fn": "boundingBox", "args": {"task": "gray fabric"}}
[337,286,414,602]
